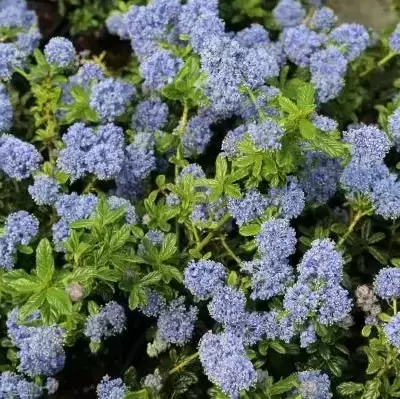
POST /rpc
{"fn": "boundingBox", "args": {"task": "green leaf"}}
[299,119,317,140]
[46,287,72,316]
[156,175,166,187]
[362,324,372,337]
[224,184,241,198]
[378,312,392,322]
[368,232,386,244]
[227,271,238,286]
[89,341,101,354]
[337,382,364,396]
[269,341,286,354]
[129,286,147,310]
[109,226,131,251]
[368,246,389,265]
[278,96,298,115]
[70,219,94,229]
[160,264,182,283]
[36,239,55,283]
[159,234,177,261]
[124,390,150,399]
[269,376,297,395]
[88,300,100,316]
[16,245,34,255]
[19,291,46,320]
[104,206,127,226]
[139,271,163,287]
[95,267,120,282]
[216,156,228,181]
[6,278,39,293]
[391,258,400,268]
[296,82,315,109]
[362,379,381,399]
[306,132,350,159]
[239,224,261,236]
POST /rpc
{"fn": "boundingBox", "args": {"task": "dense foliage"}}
[1,0,400,398]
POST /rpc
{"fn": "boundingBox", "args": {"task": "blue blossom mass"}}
[90,78,136,122]
[184,260,226,299]
[97,375,127,399]
[384,313,400,348]
[44,37,76,68]
[132,97,168,132]
[28,175,60,206]
[256,219,297,260]
[0,135,42,180]
[374,268,400,300]
[0,372,42,398]
[199,331,256,398]
[0,83,12,132]
[84,301,126,344]
[296,370,333,398]
[157,297,197,345]
[273,0,305,28]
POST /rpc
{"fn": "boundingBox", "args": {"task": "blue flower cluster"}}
[389,23,400,53]
[28,175,60,206]
[341,124,400,219]
[227,189,270,226]
[0,84,12,132]
[0,372,43,398]
[58,122,125,181]
[384,313,400,348]
[182,109,217,157]
[0,0,41,79]
[0,211,39,270]
[389,107,400,149]
[374,267,400,300]
[199,331,256,398]
[89,78,136,122]
[44,37,76,68]
[115,132,157,199]
[284,239,351,326]
[268,177,305,219]
[132,97,168,133]
[140,290,166,317]
[7,309,65,377]
[156,296,198,345]
[97,375,127,399]
[84,301,126,344]
[273,0,305,28]
[310,7,337,31]
[0,135,42,180]
[300,152,342,204]
[53,193,98,251]
[184,260,226,299]
[241,219,296,301]
[295,370,333,398]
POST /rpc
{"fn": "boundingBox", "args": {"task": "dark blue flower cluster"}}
[284,239,351,326]
[0,0,41,79]
[156,296,198,345]
[341,124,400,219]
[7,309,65,377]
[0,135,42,180]
[58,122,125,181]
[0,211,38,270]
[97,375,127,399]
[84,301,126,344]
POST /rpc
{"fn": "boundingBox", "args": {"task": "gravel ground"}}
[326,0,397,29]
